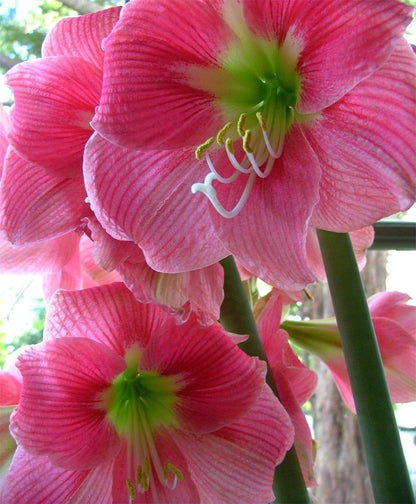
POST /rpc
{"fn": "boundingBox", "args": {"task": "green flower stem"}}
[220,255,310,504]
[317,229,415,504]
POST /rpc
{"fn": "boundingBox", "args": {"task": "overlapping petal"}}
[276,0,412,113]
[211,126,320,289]
[0,148,89,244]
[141,316,265,433]
[42,6,121,68]
[307,41,416,232]
[11,338,124,469]
[0,231,80,276]
[44,283,168,355]
[175,387,294,504]
[84,133,228,272]
[369,291,415,335]
[258,290,317,485]
[1,447,114,504]
[94,0,229,149]
[6,57,101,177]
[85,216,224,325]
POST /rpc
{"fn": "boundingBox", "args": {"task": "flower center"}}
[189,1,302,217]
[103,346,182,499]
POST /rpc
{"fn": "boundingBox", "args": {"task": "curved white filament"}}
[191,169,256,219]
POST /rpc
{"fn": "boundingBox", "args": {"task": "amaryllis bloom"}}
[2,283,294,503]
[256,290,317,486]
[282,291,416,411]
[90,0,416,290]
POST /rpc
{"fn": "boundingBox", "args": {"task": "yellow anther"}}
[225,137,234,155]
[237,113,247,137]
[216,122,233,145]
[195,137,215,160]
[242,129,253,154]
[164,461,184,483]
[144,457,151,477]
[126,478,136,500]
[135,457,151,492]
[136,465,142,484]
[256,111,267,131]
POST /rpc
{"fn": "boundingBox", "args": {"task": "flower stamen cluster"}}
[103,345,182,498]
[189,1,302,217]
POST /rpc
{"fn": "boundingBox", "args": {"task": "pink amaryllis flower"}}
[90,0,415,290]
[282,291,416,412]
[2,283,294,503]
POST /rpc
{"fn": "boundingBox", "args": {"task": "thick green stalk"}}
[317,229,414,503]
[219,255,310,504]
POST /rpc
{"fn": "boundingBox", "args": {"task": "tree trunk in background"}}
[307,250,388,503]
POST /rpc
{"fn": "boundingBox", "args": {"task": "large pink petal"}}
[307,41,416,231]
[290,0,413,113]
[211,126,320,290]
[42,6,121,68]
[141,316,265,434]
[6,56,101,177]
[93,0,229,149]
[11,338,124,470]
[84,133,228,272]
[1,447,113,504]
[44,283,170,356]
[175,386,293,503]
[0,148,89,244]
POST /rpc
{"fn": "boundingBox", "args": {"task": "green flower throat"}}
[189,1,303,217]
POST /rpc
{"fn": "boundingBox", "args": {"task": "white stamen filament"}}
[225,139,252,174]
[192,170,256,219]
[124,395,181,502]
[256,111,285,159]
[206,152,240,183]
[192,110,288,218]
